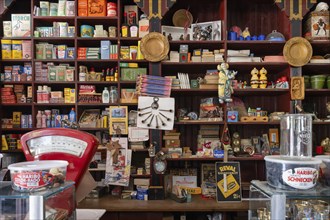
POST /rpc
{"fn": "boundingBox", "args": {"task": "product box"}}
[120,68,147,81]
[11,40,23,59]
[22,40,31,59]
[12,112,22,128]
[88,0,106,16]
[1,39,12,59]
[79,109,100,128]
[3,21,12,37]
[48,65,57,81]
[305,11,330,40]
[11,14,31,37]
[227,111,238,122]
[64,88,76,103]
[100,40,110,59]
[78,0,88,16]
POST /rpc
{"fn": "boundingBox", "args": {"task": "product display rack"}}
[0,0,330,219]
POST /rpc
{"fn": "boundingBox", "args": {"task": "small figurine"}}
[250,67,259,88]
[242,27,251,39]
[259,67,268,88]
[218,62,237,103]
[167,33,173,41]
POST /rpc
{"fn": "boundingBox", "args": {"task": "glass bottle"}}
[121,12,129,37]
[130,12,138,37]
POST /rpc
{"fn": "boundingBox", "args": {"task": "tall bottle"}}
[36,110,42,128]
[69,108,76,122]
[102,87,110,103]
[41,111,47,128]
[130,12,138,37]
[121,12,129,37]
[109,86,118,104]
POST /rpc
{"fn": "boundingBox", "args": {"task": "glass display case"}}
[249,180,330,220]
[0,181,76,220]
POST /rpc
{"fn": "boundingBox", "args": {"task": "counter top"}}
[77,195,249,212]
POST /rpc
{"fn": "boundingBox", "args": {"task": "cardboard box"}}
[1,39,12,59]
[305,11,329,40]
[11,14,31,37]
[88,0,106,16]
[121,68,147,81]
[12,112,22,128]
[227,111,238,122]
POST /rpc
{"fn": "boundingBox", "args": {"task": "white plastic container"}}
[315,155,330,186]
[264,155,322,190]
[8,160,68,192]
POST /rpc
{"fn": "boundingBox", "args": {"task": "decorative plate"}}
[140,32,169,62]
[283,37,313,67]
[172,9,193,27]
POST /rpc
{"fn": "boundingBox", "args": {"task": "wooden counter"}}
[77,195,249,212]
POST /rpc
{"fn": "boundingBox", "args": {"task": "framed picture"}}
[212,20,222,40]
[191,21,213,41]
[109,106,128,135]
[201,163,216,184]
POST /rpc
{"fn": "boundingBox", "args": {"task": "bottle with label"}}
[114,67,118,81]
[109,86,118,104]
[130,12,138,37]
[105,68,111,81]
[121,12,129,37]
[109,68,114,81]
[138,14,149,38]
[69,108,76,122]
[102,87,110,103]
[36,110,42,128]
[79,66,86,81]
[41,111,47,128]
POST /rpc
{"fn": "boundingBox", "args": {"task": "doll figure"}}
[259,67,268,88]
[250,67,259,88]
[218,62,237,103]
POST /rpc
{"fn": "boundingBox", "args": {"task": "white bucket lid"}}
[264,155,322,165]
[315,155,330,163]
[8,160,68,171]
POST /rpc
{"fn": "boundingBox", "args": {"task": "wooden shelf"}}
[34,59,75,62]
[171,88,289,96]
[77,16,118,20]
[166,156,265,161]
[33,16,75,20]
[77,59,118,62]
[1,128,33,131]
[0,149,24,153]
[77,37,118,41]
[79,127,109,131]
[0,81,32,84]
[77,81,118,85]
[34,81,75,85]
[1,103,33,106]
[169,40,225,44]
[34,103,75,106]
[131,174,151,178]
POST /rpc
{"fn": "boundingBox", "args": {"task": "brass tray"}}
[283,37,313,67]
[140,32,169,62]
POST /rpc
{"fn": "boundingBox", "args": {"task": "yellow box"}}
[11,40,22,59]
[1,39,12,59]
[65,88,76,103]
[12,112,22,128]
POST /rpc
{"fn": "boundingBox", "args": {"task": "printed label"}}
[13,171,53,189]
[282,167,318,189]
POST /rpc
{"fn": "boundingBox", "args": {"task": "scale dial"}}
[153,160,167,174]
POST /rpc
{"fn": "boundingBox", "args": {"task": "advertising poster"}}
[215,162,241,202]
